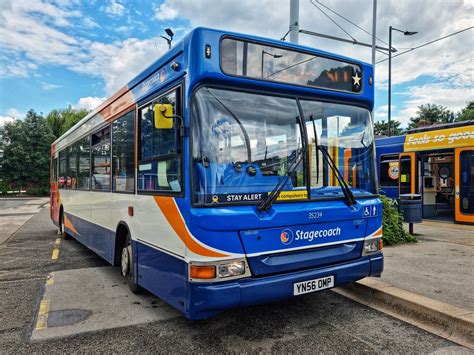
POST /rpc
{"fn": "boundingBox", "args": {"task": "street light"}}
[261,50,283,78]
[161,28,174,50]
[388,26,417,136]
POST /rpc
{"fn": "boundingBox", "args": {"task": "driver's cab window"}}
[138,87,182,193]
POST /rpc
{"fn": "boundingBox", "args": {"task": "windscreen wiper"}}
[319,146,357,206]
[309,116,356,207]
[257,144,306,212]
[205,88,252,164]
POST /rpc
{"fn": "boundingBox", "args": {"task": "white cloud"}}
[40,81,61,90]
[6,108,24,119]
[77,37,169,94]
[74,96,106,111]
[0,116,15,126]
[82,17,100,29]
[154,3,178,21]
[0,0,471,116]
[392,82,472,126]
[0,0,170,94]
[374,104,392,123]
[103,0,125,17]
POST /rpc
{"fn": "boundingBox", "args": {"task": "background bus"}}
[375,121,474,224]
[51,27,383,320]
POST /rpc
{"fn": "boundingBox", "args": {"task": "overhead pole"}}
[371,0,377,66]
[289,0,300,44]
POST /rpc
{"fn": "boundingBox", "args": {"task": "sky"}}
[0,0,472,127]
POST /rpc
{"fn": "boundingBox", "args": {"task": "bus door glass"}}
[399,152,416,195]
[455,147,474,223]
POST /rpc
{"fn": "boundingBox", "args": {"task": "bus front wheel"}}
[121,232,141,294]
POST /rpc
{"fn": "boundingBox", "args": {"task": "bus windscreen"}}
[221,38,362,93]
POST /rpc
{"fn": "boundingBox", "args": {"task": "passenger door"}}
[454,147,474,224]
[399,152,416,195]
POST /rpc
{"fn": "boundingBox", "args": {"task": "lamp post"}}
[388,26,417,136]
[261,50,283,78]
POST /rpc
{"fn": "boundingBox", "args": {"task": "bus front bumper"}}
[185,253,383,320]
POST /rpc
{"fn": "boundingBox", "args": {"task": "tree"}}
[407,104,454,130]
[374,119,404,136]
[2,110,54,194]
[456,101,474,121]
[46,106,89,139]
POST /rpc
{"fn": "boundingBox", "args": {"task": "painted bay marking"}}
[46,273,54,286]
[51,238,60,260]
[35,299,50,330]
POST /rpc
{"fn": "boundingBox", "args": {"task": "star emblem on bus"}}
[352,72,361,86]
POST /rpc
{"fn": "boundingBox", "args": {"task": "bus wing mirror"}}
[154,104,174,129]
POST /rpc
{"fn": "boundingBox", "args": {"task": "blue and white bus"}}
[50,27,383,319]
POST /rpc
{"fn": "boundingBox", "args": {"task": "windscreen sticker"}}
[206,191,307,204]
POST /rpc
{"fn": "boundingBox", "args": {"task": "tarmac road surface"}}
[0,203,469,353]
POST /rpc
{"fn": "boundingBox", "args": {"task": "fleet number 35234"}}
[309,211,323,219]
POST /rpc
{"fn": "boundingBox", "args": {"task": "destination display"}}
[221,38,363,93]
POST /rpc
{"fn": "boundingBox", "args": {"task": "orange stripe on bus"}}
[373,227,383,237]
[64,214,79,236]
[99,90,135,122]
[153,196,228,258]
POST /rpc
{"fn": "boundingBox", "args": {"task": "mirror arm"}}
[162,112,185,136]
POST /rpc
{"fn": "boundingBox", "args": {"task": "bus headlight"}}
[218,261,245,278]
[362,238,383,255]
[189,258,251,282]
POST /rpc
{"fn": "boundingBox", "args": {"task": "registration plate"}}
[293,276,334,296]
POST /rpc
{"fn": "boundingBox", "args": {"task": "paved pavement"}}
[0,205,469,353]
[0,198,49,244]
[378,221,474,311]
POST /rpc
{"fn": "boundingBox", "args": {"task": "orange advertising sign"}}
[404,125,474,152]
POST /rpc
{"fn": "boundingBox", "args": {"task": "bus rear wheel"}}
[60,212,72,240]
[121,232,141,294]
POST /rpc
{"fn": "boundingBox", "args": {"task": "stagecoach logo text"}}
[279,227,342,245]
[295,227,342,242]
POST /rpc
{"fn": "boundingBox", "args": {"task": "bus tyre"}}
[60,213,72,240]
[121,233,141,294]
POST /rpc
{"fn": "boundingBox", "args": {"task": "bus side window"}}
[379,154,399,188]
[138,87,182,193]
[58,150,67,189]
[112,111,135,193]
[53,157,58,182]
[91,127,111,191]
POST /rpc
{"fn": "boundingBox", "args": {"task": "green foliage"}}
[374,119,404,136]
[2,110,55,195]
[407,103,455,130]
[455,101,474,122]
[379,195,416,246]
[46,106,89,139]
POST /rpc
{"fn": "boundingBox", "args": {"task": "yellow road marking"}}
[35,299,50,330]
[46,273,54,286]
[51,238,61,260]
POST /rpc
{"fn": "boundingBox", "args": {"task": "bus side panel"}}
[50,182,60,226]
[64,212,116,264]
[135,241,187,313]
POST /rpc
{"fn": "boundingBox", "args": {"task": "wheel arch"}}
[114,221,131,266]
